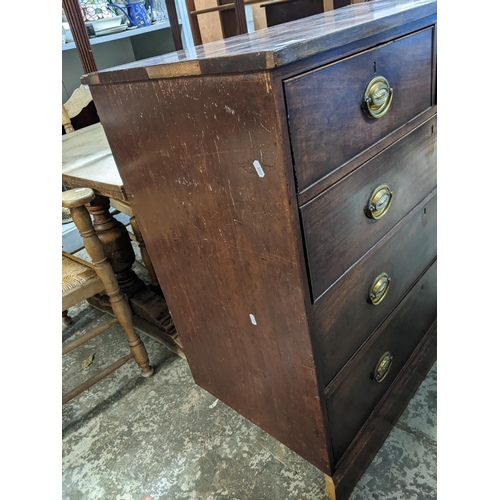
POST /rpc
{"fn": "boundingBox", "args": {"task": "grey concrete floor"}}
[62,256,437,500]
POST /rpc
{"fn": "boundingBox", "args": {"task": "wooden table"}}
[62,123,183,357]
[62,123,127,203]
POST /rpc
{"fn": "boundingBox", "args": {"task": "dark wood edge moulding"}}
[80,0,436,85]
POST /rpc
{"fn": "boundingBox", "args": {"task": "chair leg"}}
[62,310,73,326]
[107,288,154,377]
[64,190,154,378]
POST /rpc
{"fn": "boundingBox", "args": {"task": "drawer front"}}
[302,115,436,301]
[315,192,436,386]
[285,27,434,192]
[326,260,437,463]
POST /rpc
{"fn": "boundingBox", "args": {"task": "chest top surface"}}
[82,0,436,85]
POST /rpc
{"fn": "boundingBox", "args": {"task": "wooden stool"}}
[62,187,153,405]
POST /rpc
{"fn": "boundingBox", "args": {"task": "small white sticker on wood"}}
[249,314,257,325]
[253,160,265,178]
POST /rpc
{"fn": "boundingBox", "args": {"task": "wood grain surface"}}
[81,0,436,84]
[90,72,332,474]
[84,2,438,489]
[332,318,437,500]
[285,27,434,190]
[194,0,224,43]
[314,191,437,386]
[301,115,437,300]
[62,123,126,201]
[327,259,437,462]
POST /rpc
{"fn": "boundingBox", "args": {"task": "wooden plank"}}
[194,0,225,43]
[251,2,268,30]
[110,198,133,216]
[62,123,127,202]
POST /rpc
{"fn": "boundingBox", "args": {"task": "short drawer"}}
[314,192,436,386]
[285,27,434,192]
[302,115,436,301]
[326,260,437,464]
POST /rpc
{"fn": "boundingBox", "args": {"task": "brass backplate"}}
[369,272,391,305]
[373,351,393,383]
[363,75,393,118]
[367,184,393,220]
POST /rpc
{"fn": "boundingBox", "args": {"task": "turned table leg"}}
[129,215,160,288]
[325,475,337,500]
[63,188,153,378]
[87,194,146,298]
[75,194,181,357]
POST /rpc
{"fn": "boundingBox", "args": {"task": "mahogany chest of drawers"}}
[83,0,437,497]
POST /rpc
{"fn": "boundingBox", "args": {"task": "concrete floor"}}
[62,256,437,500]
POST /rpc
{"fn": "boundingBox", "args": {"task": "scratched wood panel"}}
[90,73,331,474]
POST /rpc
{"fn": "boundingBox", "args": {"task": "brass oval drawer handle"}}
[363,76,393,119]
[367,184,393,220]
[369,272,391,305]
[373,351,393,383]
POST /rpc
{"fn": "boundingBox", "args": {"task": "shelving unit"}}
[62,0,194,102]
[62,20,179,51]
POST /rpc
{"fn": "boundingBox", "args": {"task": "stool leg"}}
[70,204,154,378]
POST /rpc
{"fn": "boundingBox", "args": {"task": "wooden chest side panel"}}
[90,74,330,473]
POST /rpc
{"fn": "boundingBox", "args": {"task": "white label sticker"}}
[249,314,257,325]
[253,160,265,178]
